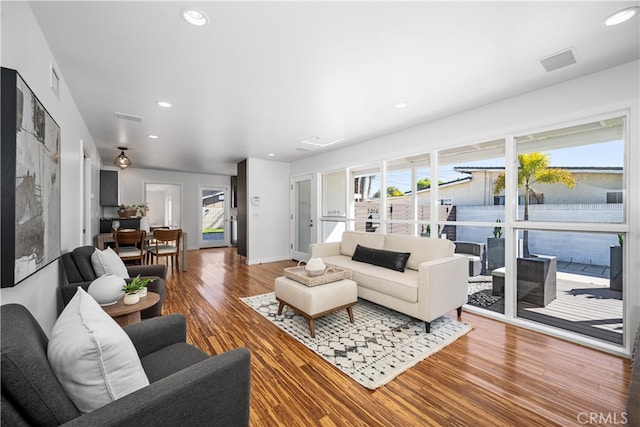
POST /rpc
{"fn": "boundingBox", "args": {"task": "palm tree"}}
[417,178,431,191]
[493,152,575,257]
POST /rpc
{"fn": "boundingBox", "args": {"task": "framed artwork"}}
[1,67,61,287]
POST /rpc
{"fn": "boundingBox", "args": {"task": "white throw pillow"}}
[47,287,149,413]
[91,247,130,278]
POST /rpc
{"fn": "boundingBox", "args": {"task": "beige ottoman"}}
[274,276,357,338]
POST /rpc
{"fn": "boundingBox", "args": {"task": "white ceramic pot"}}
[139,216,150,233]
[123,293,140,305]
[137,287,147,297]
[88,274,125,306]
[305,257,326,277]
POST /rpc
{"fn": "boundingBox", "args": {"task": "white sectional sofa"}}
[310,231,469,332]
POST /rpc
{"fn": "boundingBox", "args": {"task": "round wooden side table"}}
[102,292,160,326]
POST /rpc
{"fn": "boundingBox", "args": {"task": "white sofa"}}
[310,231,469,332]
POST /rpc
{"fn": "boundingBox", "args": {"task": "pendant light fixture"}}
[114,147,132,170]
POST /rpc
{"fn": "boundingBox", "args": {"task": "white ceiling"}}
[29,1,640,176]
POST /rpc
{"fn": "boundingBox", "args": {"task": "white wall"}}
[116,168,230,250]
[0,2,102,334]
[246,158,291,264]
[291,61,639,176]
[291,60,640,353]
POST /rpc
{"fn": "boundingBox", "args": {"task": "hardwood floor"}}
[162,247,630,426]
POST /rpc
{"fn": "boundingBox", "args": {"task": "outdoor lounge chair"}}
[491,255,557,306]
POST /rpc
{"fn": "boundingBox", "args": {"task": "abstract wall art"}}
[1,67,61,287]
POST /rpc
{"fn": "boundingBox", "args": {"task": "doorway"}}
[144,183,182,229]
[198,186,228,248]
[291,174,315,261]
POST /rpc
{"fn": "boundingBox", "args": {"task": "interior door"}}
[291,175,315,261]
[199,186,228,248]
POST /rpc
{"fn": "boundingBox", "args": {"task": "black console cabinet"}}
[99,218,140,233]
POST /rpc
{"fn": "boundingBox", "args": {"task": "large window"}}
[436,140,505,241]
[322,170,346,217]
[351,164,381,232]
[510,116,626,344]
[385,160,415,235]
[321,170,347,243]
[513,117,624,223]
[513,230,623,345]
[318,114,628,349]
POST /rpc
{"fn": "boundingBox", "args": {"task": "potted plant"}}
[610,233,623,292]
[137,203,149,217]
[487,219,505,271]
[118,204,138,218]
[121,275,154,305]
[420,224,441,238]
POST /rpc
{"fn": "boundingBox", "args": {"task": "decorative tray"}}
[283,266,347,287]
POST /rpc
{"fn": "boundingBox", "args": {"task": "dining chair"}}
[148,229,182,271]
[147,226,170,246]
[113,229,147,265]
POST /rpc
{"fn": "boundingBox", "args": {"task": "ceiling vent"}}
[114,112,145,122]
[539,48,577,72]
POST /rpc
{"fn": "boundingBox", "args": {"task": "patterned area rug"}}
[467,279,502,308]
[240,292,472,389]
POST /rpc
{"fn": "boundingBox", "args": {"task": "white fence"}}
[456,204,623,266]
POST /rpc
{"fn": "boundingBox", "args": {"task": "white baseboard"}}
[246,255,291,265]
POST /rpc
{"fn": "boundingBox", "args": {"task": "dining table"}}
[97,230,188,271]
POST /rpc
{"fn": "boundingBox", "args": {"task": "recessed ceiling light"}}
[156,101,172,108]
[602,6,639,26]
[181,8,208,26]
[267,153,275,157]
[394,102,407,109]
[147,135,159,139]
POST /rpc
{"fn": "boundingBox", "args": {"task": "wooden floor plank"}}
[162,248,630,426]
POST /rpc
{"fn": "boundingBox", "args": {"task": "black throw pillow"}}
[351,244,411,272]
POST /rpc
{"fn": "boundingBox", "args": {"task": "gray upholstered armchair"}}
[1,304,251,426]
[61,246,166,318]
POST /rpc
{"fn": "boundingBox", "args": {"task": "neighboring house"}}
[421,167,623,207]
[357,166,624,263]
[372,166,622,208]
